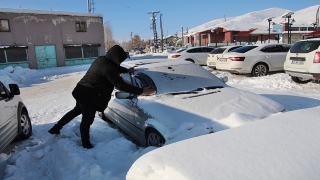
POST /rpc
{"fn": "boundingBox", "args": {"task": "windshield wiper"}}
[194,86,224,91]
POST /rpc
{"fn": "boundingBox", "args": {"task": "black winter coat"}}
[72,45,143,111]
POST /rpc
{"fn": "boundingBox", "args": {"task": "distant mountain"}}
[184,5,320,36]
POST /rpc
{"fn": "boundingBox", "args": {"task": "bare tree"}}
[104,23,116,50]
[129,35,148,51]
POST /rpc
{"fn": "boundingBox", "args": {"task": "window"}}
[230,46,258,53]
[260,45,283,53]
[0,46,28,63]
[0,19,10,32]
[290,41,320,53]
[202,47,214,52]
[251,36,258,42]
[65,46,82,59]
[64,44,100,59]
[187,48,202,53]
[210,48,226,54]
[76,22,87,32]
[121,72,132,85]
[290,27,299,31]
[133,73,157,90]
[0,83,8,99]
[300,27,307,31]
[6,47,28,62]
[83,45,99,58]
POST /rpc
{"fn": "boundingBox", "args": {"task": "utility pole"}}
[181,26,183,46]
[148,11,160,51]
[87,0,95,13]
[160,14,164,52]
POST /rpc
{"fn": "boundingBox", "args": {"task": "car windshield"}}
[290,41,320,53]
[209,48,226,54]
[230,46,258,53]
[134,63,226,94]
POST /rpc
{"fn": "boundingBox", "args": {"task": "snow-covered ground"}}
[0,52,320,180]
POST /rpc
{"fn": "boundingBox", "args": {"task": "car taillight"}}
[313,52,320,63]
[171,55,181,58]
[229,57,245,61]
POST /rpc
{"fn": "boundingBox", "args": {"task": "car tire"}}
[146,129,165,147]
[19,110,32,139]
[185,59,195,63]
[291,76,312,84]
[98,112,111,122]
[251,63,268,77]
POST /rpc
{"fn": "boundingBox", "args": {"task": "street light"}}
[312,22,317,37]
[282,12,294,44]
[289,18,295,43]
[267,17,274,43]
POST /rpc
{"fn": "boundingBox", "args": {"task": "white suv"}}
[0,81,32,153]
[284,38,320,84]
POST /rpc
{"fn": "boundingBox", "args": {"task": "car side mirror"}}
[115,91,134,99]
[219,76,228,83]
[9,84,20,95]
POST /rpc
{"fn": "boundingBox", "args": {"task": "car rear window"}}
[230,46,258,53]
[290,40,320,53]
[209,48,226,54]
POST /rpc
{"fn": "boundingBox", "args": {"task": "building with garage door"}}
[0,8,105,69]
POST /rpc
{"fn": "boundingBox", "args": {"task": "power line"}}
[115,0,146,13]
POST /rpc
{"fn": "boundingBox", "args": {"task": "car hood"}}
[137,87,284,136]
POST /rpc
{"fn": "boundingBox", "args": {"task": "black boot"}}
[82,141,94,149]
[48,124,61,135]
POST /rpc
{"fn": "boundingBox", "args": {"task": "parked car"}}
[216,43,292,76]
[167,46,214,65]
[284,38,320,84]
[206,45,242,69]
[0,81,32,153]
[99,59,284,147]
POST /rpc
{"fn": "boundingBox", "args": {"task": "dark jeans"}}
[54,102,96,144]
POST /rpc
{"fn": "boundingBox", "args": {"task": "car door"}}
[0,82,17,151]
[260,45,286,71]
[131,72,157,139]
[107,73,141,140]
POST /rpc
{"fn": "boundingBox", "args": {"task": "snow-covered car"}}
[284,38,320,84]
[99,59,284,147]
[0,81,32,153]
[206,45,242,69]
[167,46,214,65]
[216,44,292,76]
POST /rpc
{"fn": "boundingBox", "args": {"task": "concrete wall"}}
[0,10,104,69]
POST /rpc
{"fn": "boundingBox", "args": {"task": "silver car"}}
[0,81,32,153]
[100,59,284,147]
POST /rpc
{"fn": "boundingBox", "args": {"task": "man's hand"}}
[142,86,156,96]
[128,66,138,73]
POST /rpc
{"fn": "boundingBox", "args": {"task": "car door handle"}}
[136,122,140,125]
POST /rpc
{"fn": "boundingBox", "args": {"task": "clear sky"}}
[1,0,319,41]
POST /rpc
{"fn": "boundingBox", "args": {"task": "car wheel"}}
[19,110,32,139]
[146,129,165,147]
[291,76,312,84]
[98,112,111,122]
[251,63,268,77]
[185,59,195,63]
